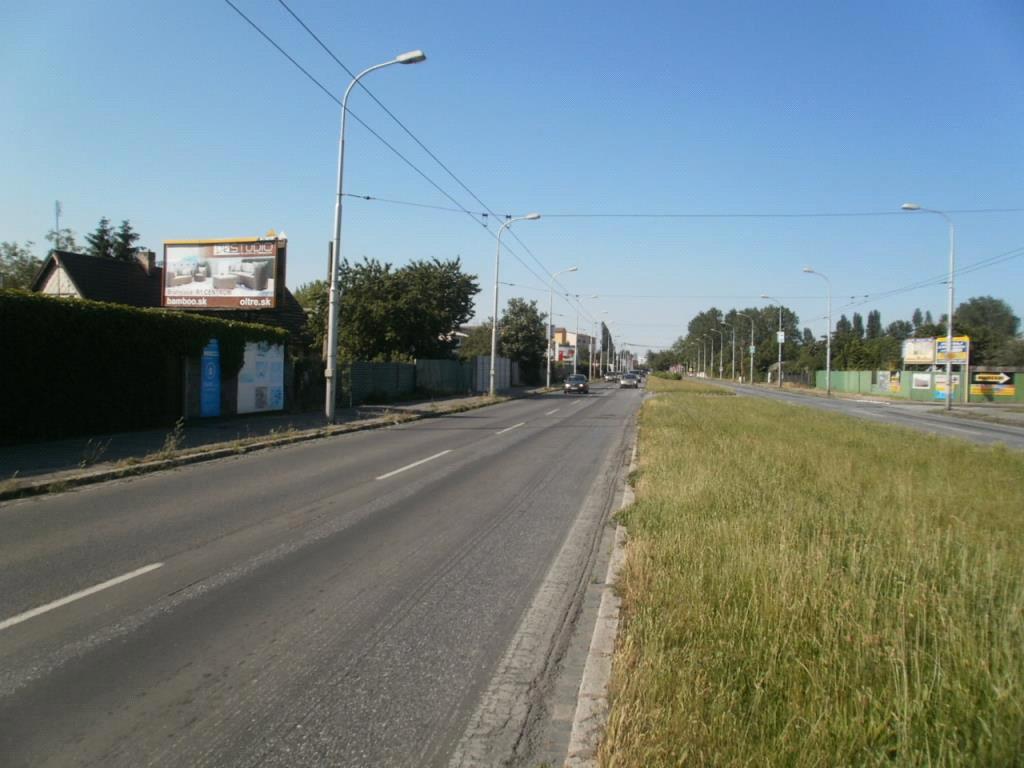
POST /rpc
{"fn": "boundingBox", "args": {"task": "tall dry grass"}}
[601,377,1024,766]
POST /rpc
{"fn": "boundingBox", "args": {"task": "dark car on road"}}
[619,373,640,389]
[564,373,589,394]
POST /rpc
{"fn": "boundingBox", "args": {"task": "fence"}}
[341,356,519,406]
[813,369,1024,403]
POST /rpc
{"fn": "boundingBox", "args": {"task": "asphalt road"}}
[0,385,641,768]
[721,382,1024,449]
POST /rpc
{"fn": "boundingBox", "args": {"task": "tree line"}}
[647,296,1024,376]
[1,217,142,289]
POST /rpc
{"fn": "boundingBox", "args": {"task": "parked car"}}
[564,373,589,394]
[620,373,640,389]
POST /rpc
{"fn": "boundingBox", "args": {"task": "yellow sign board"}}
[935,335,970,364]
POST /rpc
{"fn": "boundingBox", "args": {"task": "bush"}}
[1,290,287,442]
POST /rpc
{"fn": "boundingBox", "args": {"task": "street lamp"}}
[710,328,724,378]
[490,213,541,396]
[901,202,958,410]
[802,267,832,396]
[722,320,735,380]
[547,266,577,388]
[736,312,754,384]
[761,294,784,388]
[325,49,427,423]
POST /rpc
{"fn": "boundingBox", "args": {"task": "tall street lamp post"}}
[547,266,577,388]
[761,294,784,388]
[737,312,754,384]
[802,267,832,396]
[902,203,958,410]
[711,328,724,378]
[722,320,735,380]
[325,49,427,423]
[490,213,541,396]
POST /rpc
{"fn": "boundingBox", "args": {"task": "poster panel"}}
[935,336,970,364]
[912,373,932,390]
[558,345,575,361]
[163,239,278,309]
[237,342,285,414]
[902,338,935,364]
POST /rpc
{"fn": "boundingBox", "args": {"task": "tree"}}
[835,315,852,335]
[0,241,42,289]
[45,227,78,252]
[499,297,548,383]
[112,220,141,261]
[886,320,913,341]
[85,217,115,259]
[458,323,494,360]
[851,312,865,339]
[334,257,479,362]
[292,280,329,356]
[866,310,882,339]
[954,296,1019,340]
[912,308,924,331]
[925,310,934,325]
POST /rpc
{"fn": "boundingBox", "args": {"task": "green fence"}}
[415,359,474,395]
[348,362,417,405]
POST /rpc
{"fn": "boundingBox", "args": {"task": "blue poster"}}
[200,339,221,417]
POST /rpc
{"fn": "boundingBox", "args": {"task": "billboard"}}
[558,345,576,361]
[902,338,935,364]
[936,336,970,364]
[163,238,282,309]
[237,341,285,413]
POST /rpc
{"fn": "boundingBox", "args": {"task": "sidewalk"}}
[0,390,530,500]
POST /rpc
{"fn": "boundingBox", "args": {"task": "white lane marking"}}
[375,449,452,481]
[0,563,164,632]
[496,422,526,435]
[545,408,560,415]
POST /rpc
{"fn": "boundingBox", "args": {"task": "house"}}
[31,249,310,345]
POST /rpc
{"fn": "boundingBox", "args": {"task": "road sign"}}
[776,331,785,344]
[975,372,1010,384]
[749,345,756,354]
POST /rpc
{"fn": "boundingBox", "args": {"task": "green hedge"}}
[1,290,287,443]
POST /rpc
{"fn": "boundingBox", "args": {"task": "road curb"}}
[564,435,637,766]
[0,395,514,502]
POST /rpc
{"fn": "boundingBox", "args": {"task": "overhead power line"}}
[221,0,596,322]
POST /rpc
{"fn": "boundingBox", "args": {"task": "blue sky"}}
[3,0,1023,353]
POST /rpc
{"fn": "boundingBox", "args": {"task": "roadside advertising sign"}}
[933,372,961,400]
[902,338,936,364]
[970,371,1016,398]
[776,331,785,344]
[912,373,932,390]
[163,238,281,310]
[558,345,575,361]
[935,336,970,364]
[200,339,221,417]
[237,341,285,413]
[749,345,756,354]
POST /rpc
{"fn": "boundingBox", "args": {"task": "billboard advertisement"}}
[163,238,280,309]
[237,341,285,414]
[558,345,576,361]
[936,335,970,364]
[902,338,935,364]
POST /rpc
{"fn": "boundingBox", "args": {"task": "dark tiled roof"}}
[31,250,311,346]
[33,250,162,307]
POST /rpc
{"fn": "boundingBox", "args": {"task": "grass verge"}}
[601,377,1024,766]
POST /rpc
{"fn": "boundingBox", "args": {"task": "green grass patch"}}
[602,377,1024,766]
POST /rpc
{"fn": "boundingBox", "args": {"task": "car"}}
[620,373,640,388]
[604,372,619,382]
[564,373,589,394]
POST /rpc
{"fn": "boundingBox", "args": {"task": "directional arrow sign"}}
[975,372,1011,384]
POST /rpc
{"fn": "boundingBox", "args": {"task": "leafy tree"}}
[912,308,924,330]
[866,310,882,339]
[499,297,548,382]
[0,241,42,289]
[45,227,78,252]
[85,217,115,259]
[851,312,865,339]
[925,310,934,325]
[954,296,1019,340]
[458,323,494,360]
[886,320,913,341]
[292,279,329,356]
[112,220,141,261]
[835,314,852,335]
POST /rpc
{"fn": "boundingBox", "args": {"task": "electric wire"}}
[271,0,596,324]
[221,0,591,323]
